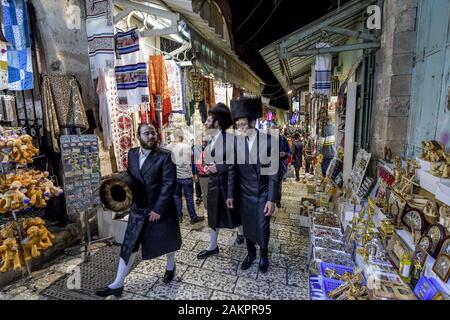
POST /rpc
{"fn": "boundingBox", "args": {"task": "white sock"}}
[207,228,218,251]
[166,252,175,271]
[237,226,244,236]
[108,253,137,289]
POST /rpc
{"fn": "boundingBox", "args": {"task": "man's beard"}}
[139,139,157,150]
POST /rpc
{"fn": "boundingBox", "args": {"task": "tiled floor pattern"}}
[1,179,310,300]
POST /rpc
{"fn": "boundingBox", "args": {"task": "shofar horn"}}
[100,172,135,212]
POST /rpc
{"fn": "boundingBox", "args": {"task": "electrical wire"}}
[234,0,265,33]
[242,0,283,45]
[263,87,283,96]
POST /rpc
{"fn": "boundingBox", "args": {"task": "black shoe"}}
[241,255,256,270]
[95,286,123,297]
[163,266,176,283]
[197,247,219,259]
[259,256,269,273]
[190,216,205,224]
[276,202,282,208]
[236,235,245,245]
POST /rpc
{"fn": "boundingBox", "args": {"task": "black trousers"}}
[295,167,300,181]
[277,179,283,203]
[194,179,202,200]
[305,162,311,174]
[246,238,268,257]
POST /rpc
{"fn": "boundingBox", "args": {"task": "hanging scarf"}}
[2,0,33,90]
[148,54,172,129]
[85,0,115,79]
[101,68,138,171]
[164,59,183,113]
[115,29,150,110]
[0,42,8,90]
[97,68,112,149]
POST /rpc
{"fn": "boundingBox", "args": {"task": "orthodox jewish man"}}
[226,97,279,273]
[197,103,244,259]
[96,123,182,298]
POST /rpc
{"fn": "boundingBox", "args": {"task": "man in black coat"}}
[292,132,303,181]
[96,123,182,298]
[197,103,244,259]
[226,97,278,273]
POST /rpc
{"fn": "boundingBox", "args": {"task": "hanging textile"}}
[41,75,90,150]
[203,77,215,106]
[148,54,172,128]
[191,72,204,103]
[100,68,137,171]
[313,42,332,97]
[85,0,115,79]
[183,68,195,126]
[115,28,150,110]
[0,94,17,126]
[164,59,183,113]
[2,0,33,90]
[42,77,61,153]
[97,68,112,149]
[0,42,8,89]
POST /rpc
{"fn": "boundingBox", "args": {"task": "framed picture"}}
[412,245,429,268]
[432,253,450,283]
[439,237,450,256]
[417,235,433,253]
[411,245,429,282]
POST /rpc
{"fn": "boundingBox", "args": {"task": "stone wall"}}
[30,0,96,111]
[370,0,418,161]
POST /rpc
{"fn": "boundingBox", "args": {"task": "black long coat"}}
[119,147,182,265]
[204,131,241,229]
[228,131,278,249]
[292,140,303,169]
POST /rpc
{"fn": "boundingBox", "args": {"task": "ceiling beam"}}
[279,42,380,59]
[279,0,376,50]
[115,0,179,21]
[323,26,377,41]
[141,25,178,37]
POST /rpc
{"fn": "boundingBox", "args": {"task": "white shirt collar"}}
[140,147,151,157]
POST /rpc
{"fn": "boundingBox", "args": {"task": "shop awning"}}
[159,0,265,94]
[259,0,381,93]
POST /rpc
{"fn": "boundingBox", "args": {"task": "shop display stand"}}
[64,206,114,263]
[347,149,371,202]
[0,159,44,291]
[59,134,112,262]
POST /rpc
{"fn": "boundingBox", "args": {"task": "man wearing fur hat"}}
[226,97,279,273]
[197,103,244,259]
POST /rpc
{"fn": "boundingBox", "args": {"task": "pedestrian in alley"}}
[96,123,182,298]
[192,138,203,206]
[304,133,314,175]
[318,116,336,176]
[227,96,278,273]
[291,132,303,181]
[195,135,209,217]
[167,129,205,224]
[273,125,291,208]
[197,103,244,260]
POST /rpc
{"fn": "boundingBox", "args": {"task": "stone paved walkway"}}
[0,179,310,300]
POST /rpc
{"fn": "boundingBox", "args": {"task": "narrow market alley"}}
[1,179,310,300]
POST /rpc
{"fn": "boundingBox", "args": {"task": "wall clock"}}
[426,224,446,257]
[402,209,426,233]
